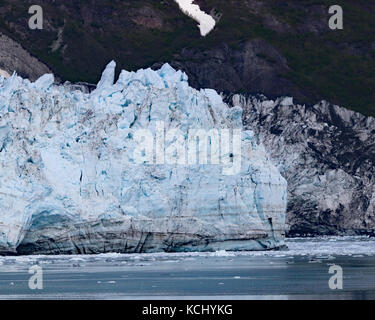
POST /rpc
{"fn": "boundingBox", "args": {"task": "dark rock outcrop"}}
[228,94,375,236]
[154,39,307,102]
[0,33,52,81]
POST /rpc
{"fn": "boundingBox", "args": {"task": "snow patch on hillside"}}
[174,0,216,36]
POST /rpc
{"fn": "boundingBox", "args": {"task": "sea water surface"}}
[0,237,375,300]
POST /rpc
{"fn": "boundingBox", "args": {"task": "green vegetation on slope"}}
[0,0,374,116]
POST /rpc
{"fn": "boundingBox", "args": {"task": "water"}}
[1,237,375,299]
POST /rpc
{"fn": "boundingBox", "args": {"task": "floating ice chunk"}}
[211,250,234,257]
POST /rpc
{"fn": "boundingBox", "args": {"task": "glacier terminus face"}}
[0,61,287,255]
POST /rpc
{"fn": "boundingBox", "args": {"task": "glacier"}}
[0,61,287,255]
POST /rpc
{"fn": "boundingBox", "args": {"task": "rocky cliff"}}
[0,0,373,116]
[0,33,52,81]
[227,94,375,236]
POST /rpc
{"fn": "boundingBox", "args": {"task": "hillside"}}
[0,0,374,116]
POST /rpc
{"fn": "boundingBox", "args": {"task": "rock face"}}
[156,39,306,102]
[228,94,375,236]
[0,63,287,255]
[0,0,374,116]
[0,33,53,81]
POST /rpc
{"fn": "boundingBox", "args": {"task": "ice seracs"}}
[0,61,287,255]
